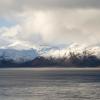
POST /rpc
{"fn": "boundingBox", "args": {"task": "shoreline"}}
[0,67,100,71]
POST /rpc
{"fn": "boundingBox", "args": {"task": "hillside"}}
[0,43,100,67]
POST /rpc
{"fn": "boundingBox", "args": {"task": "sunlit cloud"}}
[0,0,100,49]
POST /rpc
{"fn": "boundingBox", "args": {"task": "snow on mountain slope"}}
[37,43,100,58]
[37,43,85,58]
[0,49,39,62]
[0,43,100,62]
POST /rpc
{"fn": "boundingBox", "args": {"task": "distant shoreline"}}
[0,67,100,71]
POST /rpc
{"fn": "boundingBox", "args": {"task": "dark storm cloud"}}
[22,0,100,9]
[0,0,100,12]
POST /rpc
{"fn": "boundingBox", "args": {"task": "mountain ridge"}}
[0,43,100,63]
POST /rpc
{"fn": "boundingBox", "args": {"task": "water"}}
[0,68,100,100]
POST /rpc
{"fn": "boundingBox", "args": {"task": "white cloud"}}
[0,1,100,48]
[13,9,100,45]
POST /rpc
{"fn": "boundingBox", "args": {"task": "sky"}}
[0,0,100,49]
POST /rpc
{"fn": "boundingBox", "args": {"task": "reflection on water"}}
[0,68,100,100]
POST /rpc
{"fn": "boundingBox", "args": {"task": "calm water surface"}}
[0,68,100,100]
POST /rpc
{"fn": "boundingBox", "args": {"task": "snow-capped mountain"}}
[37,43,100,58]
[0,43,100,63]
[0,49,39,62]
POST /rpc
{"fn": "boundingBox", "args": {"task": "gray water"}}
[0,68,100,100]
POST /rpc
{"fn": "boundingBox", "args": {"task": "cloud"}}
[0,0,100,48]
[0,9,100,46]
[0,0,100,11]
[19,0,100,9]
[0,0,100,17]
[18,9,100,45]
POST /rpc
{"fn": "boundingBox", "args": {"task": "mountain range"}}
[0,43,100,63]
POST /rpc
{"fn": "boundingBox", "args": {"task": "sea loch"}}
[0,68,100,100]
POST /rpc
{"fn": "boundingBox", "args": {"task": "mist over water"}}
[0,68,100,100]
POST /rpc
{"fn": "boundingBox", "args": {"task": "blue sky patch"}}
[0,18,16,27]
